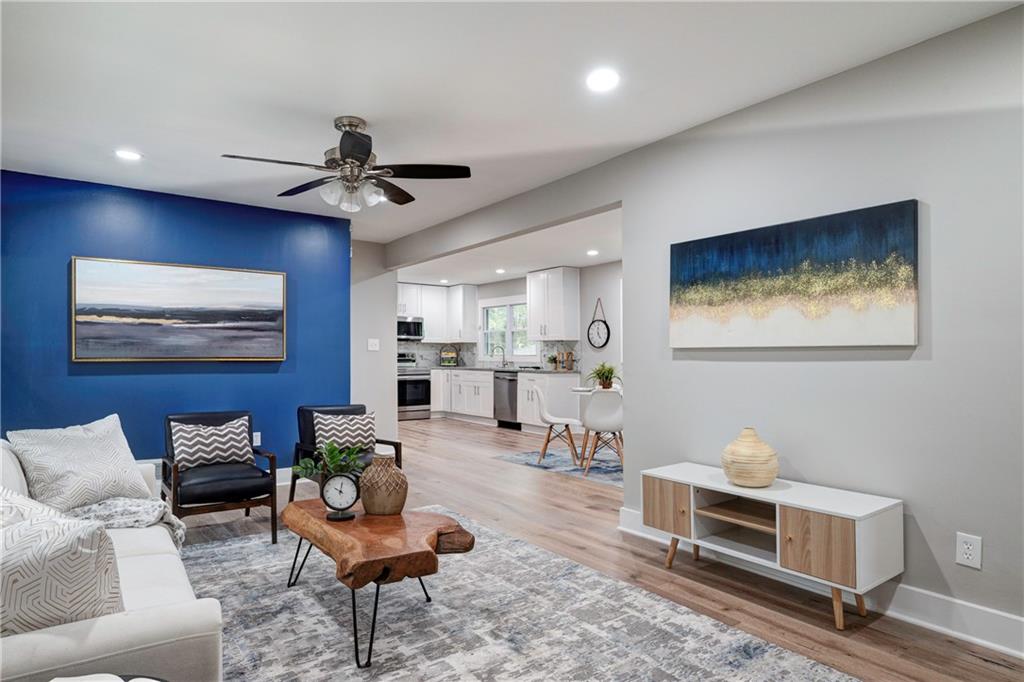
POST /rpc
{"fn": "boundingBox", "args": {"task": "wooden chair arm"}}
[253,447,277,483]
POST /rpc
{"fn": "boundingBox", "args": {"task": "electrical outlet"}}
[253,431,262,447]
[955,532,982,569]
[367,338,380,351]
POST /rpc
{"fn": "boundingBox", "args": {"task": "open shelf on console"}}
[697,526,778,566]
[694,498,776,535]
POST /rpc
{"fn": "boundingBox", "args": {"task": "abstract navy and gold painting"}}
[669,200,918,348]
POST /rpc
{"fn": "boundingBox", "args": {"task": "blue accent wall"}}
[1,171,351,465]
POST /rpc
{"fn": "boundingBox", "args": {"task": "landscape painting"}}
[73,257,285,361]
[670,200,918,348]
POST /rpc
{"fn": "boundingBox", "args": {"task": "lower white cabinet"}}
[450,370,493,419]
[430,369,451,412]
[517,373,580,426]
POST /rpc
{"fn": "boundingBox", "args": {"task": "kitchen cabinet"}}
[430,369,451,412]
[446,285,478,342]
[526,267,579,341]
[450,370,493,418]
[420,286,448,342]
[517,373,580,426]
[397,283,422,317]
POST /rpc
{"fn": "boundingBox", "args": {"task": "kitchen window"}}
[482,302,536,359]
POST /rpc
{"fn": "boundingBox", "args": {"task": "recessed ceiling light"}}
[440,279,449,284]
[586,67,620,93]
[495,268,506,275]
[115,149,142,161]
[586,249,600,257]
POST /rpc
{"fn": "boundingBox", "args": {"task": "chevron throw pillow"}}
[313,412,375,451]
[7,414,151,512]
[1,513,123,635]
[170,416,254,471]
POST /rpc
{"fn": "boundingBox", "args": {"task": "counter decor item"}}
[721,427,778,487]
[547,354,559,370]
[585,362,620,389]
[439,344,459,367]
[293,442,366,520]
[359,453,408,515]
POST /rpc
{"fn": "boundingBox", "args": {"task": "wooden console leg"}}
[665,537,679,568]
[831,588,845,630]
[692,544,700,561]
[855,593,867,617]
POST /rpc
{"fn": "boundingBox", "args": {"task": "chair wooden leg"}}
[583,433,600,476]
[665,537,679,568]
[245,507,250,517]
[831,588,845,630]
[612,432,624,464]
[269,493,278,545]
[537,426,554,464]
[693,544,700,561]
[855,593,867,617]
[580,430,590,467]
[565,426,579,465]
[288,472,298,503]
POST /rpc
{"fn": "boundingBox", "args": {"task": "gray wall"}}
[477,277,526,300]
[578,260,623,382]
[351,240,398,439]
[383,11,1023,615]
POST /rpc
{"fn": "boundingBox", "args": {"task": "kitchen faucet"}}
[492,345,510,368]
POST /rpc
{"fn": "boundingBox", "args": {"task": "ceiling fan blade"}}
[222,154,332,172]
[373,164,471,179]
[372,178,415,205]
[278,176,336,197]
[338,131,372,166]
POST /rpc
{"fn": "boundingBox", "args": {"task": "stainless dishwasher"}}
[493,371,519,426]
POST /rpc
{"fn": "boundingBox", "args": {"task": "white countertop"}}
[643,462,901,520]
[429,366,579,375]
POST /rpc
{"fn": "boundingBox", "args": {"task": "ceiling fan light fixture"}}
[319,179,343,206]
[339,190,362,213]
[360,180,386,207]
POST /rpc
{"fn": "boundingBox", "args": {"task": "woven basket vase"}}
[360,454,408,515]
[721,427,778,488]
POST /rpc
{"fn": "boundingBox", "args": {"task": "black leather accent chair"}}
[289,404,403,502]
[162,411,277,543]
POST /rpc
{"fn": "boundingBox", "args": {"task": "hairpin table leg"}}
[351,567,390,668]
[287,538,312,588]
[418,577,432,603]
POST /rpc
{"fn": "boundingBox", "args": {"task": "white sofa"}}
[0,447,223,682]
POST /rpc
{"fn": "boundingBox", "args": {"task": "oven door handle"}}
[398,376,430,381]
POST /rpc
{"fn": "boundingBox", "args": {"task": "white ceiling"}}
[2,3,1010,243]
[398,208,622,286]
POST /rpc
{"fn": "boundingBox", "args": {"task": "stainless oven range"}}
[397,352,431,421]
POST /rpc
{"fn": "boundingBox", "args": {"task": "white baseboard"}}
[618,506,1023,659]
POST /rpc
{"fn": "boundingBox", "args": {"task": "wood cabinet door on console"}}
[779,506,856,588]
[642,476,691,538]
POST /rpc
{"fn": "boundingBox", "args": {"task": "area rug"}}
[180,507,853,681]
[495,447,623,487]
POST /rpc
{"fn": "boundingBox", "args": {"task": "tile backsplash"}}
[399,339,580,369]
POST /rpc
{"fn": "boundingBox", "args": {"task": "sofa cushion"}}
[117,553,195,611]
[0,487,61,528]
[1,516,123,635]
[170,416,254,471]
[176,462,273,505]
[1,440,29,497]
[105,526,179,558]
[6,414,150,512]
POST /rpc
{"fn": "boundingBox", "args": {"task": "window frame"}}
[478,295,538,362]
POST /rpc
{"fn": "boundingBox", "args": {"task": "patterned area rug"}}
[180,507,854,681]
[495,447,624,487]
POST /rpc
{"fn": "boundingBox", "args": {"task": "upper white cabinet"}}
[420,286,448,342]
[526,267,580,341]
[446,285,478,343]
[397,283,422,317]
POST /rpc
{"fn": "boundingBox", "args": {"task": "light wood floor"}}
[184,417,1021,682]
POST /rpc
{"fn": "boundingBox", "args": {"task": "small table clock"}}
[321,473,360,521]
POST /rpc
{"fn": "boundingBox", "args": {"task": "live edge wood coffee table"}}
[281,499,475,668]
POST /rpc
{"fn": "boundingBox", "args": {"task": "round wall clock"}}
[321,473,360,521]
[588,319,610,349]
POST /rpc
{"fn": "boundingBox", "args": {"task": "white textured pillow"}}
[0,487,61,528]
[1,515,123,635]
[7,414,150,512]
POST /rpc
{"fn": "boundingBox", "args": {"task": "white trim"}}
[478,295,539,362]
[618,506,1024,659]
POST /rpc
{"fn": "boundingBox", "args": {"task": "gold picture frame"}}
[71,256,286,362]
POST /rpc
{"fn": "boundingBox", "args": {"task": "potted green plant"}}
[546,353,559,370]
[586,362,621,390]
[292,441,366,482]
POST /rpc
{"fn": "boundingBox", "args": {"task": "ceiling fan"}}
[222,115,470,213]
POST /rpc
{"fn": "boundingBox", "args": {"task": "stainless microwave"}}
[397,317,424,340]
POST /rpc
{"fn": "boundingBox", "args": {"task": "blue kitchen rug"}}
[495,446,623,488]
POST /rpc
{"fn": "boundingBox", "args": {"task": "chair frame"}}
[161,411,277,543]
[288,405,403,503]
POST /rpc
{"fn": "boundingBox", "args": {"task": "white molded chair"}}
[535,387,583,465]
[581,387,624,476]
